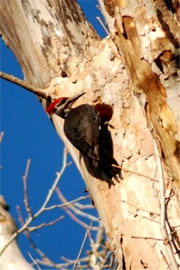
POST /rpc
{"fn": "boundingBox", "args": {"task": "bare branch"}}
[0,71,47,98]
[29,216,64,232]
[113,164,159,182]
[44,195,90,211]
[73,222,93,270]
[56,188,99,222]
[56,190,97,230]
[28,252,42,270]
[96,16,109,35]
[16,209,58,269]
[34,148,68,215]
[73,202,94,210]
[131,236,163,241]
[88,225,106,266]
[23,159,33,217]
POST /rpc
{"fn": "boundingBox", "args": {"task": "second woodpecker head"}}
[46,92,85,118]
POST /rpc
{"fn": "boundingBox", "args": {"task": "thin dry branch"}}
[23,159,33,217]
[28,252,42,270]
[15,150,103,269]
[88,225,106,265]
[16,207,59,269]
[44,195,90,211]
[96,16,109,35]
[73,222,93,270]
[131,236,163,241]
[29,216,64,232]
[56,188,97,230]
[56,188,99,222]
[73,202,94,210]
[0,71,47,98]
[56,187,99,229]
[37,256,89,269]
[113,164,159,182]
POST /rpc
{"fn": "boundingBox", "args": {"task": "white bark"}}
[0,196,34,270]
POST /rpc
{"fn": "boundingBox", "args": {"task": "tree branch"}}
[0,71,47,98]
[23,159,33,217]
[73,222,93,270]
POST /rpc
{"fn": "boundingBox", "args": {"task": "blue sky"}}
[0,0,106,268]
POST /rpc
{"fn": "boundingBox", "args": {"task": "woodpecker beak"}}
[55,91,85,118]
[63,92,85,109]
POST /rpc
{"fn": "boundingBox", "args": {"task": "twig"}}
[29,216,64,232]
[44,195,90,211]
[73,222,93,270]
[95,223,104,247]
[96,16,109,35]
[56,188,99,224]
[37,256,89,269]
[28,252,42,270]
[131,236,163,241]
[0,71,47,98]
[121,199,160,216]
[34,148,68,216]
[153,139,178,270]
[112,164,159,181]
[88,226,105,265]
[110,200,160,223]
[16,207,60,269]
[169,225,180,235]
[160,250,171,269]
[23,159,33,217]
[73,202,94,210]
[56,188,97,230]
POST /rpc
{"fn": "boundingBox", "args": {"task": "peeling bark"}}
[0,0,179,269]
[0,0,99,86]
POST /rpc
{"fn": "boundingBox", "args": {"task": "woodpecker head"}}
[46,92,85,118]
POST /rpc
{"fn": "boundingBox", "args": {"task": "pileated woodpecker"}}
[46,92,100,161]
[46,92,121,182]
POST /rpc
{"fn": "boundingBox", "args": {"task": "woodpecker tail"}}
[98,123,121,183]
[98,157,121,182]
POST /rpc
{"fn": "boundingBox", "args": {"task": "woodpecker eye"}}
[55,98,68,110]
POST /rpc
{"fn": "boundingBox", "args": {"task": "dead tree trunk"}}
[0,0,179,269]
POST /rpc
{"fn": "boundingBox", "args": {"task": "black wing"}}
[64,104,100,160]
